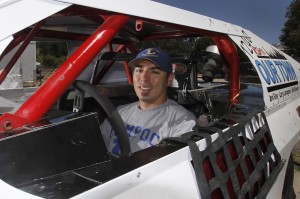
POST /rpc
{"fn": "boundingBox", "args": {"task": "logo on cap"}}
[141,48,159,57]
[146,49,156,56]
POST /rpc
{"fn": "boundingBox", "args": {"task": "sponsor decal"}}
[237,30,299,106]
[255,60,297,86]
[239,30,287,60]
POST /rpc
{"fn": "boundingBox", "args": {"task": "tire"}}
[282,154,296,199]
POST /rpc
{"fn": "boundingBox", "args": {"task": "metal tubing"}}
[0,14,129,132]
[122,48,133,84]
[0,21,44,85]
[213,36,240,106]
[92,44,126,84]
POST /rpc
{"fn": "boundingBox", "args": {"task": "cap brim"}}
[128,58,163,71]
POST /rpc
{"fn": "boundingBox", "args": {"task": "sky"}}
[153,0,293,44]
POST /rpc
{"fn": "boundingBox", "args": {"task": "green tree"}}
[280,0,300,59]
[137,38,198,57]
[194,37,214,52]
[36,42,68,68]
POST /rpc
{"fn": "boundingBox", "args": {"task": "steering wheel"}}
[59,80,131,157]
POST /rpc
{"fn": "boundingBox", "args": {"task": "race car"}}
[0,0,299,198]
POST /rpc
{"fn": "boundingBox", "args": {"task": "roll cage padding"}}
[73,80,131,156]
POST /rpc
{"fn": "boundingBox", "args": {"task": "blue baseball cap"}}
[128,48,172,73]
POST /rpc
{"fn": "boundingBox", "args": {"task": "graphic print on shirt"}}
[111,123,161,155]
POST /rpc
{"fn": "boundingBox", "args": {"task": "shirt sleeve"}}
[172,112,196,137]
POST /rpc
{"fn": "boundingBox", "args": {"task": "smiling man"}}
[102,48,196,155]
[131,50,173,110]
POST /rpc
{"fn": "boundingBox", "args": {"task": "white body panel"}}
[0,0,70,54]
[229,31,300,109]
[0,36,12,55]
[228,29,300,199]
[59,0,244,37]
[0,0,70,40]
[0,0,299,199]
[72,147,200,199]
[0,179,42,199]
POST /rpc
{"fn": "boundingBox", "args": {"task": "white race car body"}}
[0,1,299,198]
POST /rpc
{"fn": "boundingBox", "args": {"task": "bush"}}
[37,42,68,68]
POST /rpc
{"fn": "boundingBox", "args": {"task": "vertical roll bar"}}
[213,36,240,111]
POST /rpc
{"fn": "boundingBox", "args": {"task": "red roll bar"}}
[213,36,240,109]
[0,14,129,133]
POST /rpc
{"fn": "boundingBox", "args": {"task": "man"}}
[101,48,196,155]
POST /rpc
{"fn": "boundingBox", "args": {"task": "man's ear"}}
[167,73,174,86]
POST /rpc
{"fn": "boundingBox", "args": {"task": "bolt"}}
[3,120,13,130]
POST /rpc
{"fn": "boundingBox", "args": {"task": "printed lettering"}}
[279,89,292,98]
[255,60,271,85]
[126,125,135,137]
[274,61,287,82]
[292,86,299,93]
[140,129,150,141]
[282,61,296,81]
[126,125,143,138]
[239,44,253,59]
[112,138,120,155]
[125,124,162,147]
[149,133,160,146]
[255,60,298,87]
[134,126,142,138]
[265,60,282,83]
[239,30,254,58]
[269,93,278,102]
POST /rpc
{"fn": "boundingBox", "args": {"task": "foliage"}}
[36,42,68,68]
[280,0,300,59]
[137,37,216,57]
[194,37,214,52]
[136,36,249,62]
[35,37,249,69]
[137,38,197,57]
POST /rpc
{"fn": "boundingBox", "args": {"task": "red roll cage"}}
[0,6,240,133]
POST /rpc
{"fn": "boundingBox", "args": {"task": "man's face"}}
[133,60,173,109]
